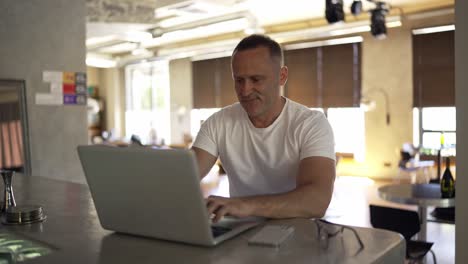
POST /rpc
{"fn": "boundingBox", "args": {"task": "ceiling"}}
[85,0,454,67]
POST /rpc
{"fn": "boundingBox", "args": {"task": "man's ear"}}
[279,66,288,86]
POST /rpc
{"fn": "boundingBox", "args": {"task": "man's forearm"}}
[206,157,336,222]
[241,184,333,219]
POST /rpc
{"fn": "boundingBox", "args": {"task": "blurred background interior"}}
[83,0,456,183]
[0,0,463,263]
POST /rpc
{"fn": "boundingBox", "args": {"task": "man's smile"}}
[240,96,260,103]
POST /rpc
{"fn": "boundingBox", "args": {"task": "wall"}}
[87,67,100,88]
[169,59,193,145]
[455,0,467,262]
[361,27,413,179]
[0,0,87,183]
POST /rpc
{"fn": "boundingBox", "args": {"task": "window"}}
[190,41,364,159]
[414,107,456,156]
[189,106,365,160]
[284,42,362,108]
[192,57,236,108]
[309,108,366,160]
[190,108,221,141]
[283,41,364,160]
[412,28,455,157]
[327,108,365,161]
[413,30,454,108]
[125,61,171,145]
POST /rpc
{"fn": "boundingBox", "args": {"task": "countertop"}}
[1,176,405,264]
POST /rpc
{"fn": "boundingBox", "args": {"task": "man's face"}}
[231,46,287,119]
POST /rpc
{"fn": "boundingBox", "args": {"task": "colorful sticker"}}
[75,83,87,95]
[63,94,77,104]
[75,72,87,85]
[63,83,76,94]
[63,72,75,84]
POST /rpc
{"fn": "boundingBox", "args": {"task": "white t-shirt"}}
[193,98,335,197]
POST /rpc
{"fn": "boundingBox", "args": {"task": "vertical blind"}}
[283,48,320,106]
[192,42,362,109]
[218,57,238,107]
[413,30,455,107]
[320,43,361,108]
[192,57,237,108]
[284,42,362,108]
[192,59,217,108]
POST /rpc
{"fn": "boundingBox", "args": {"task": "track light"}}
[324,0,393,39]
[325,0,345,24]
[370,2,389,39]
[350,0,363,16]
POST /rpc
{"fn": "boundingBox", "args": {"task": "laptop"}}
[77,145,262,246]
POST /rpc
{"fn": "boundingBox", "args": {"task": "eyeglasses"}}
[314,219,364,256]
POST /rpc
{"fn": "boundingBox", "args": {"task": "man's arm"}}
[192,147,218,180]
[206,156,336,222]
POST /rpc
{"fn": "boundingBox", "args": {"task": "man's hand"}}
[201,156,334,221]
[205,157,335,221]
[206,195,253,223]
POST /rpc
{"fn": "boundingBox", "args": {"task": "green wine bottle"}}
[440,157,455,198]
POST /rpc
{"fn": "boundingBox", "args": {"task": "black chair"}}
[429,207,455,224]
[369,205,437,264]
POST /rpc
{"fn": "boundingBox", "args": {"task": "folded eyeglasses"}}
[314,219,364,256]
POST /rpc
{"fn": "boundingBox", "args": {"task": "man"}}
[192,34,336,223]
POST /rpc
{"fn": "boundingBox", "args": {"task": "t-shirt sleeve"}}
[192,114,219,157]
[299,112,336,161]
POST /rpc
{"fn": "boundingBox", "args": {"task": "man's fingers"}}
[207,200,220,215]
[206,195,220,202]
[213,205,229,223]
[205,196,236,222]
[206,196,224,214]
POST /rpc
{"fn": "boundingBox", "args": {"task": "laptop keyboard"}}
[211,226,232,237]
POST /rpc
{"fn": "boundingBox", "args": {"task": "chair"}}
[429,207,455,224]
[369,205,437,264]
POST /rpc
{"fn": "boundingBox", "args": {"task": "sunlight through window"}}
[125,61,171,145]
[327,108,366,162]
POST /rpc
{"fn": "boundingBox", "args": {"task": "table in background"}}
[2,176,405,264]
[378,183,455,241]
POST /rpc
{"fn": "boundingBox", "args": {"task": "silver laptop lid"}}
[77,145,214,245]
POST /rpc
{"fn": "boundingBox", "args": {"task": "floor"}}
[201,174,455,264]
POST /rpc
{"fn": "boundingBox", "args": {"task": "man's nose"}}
[237,80,253,96]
